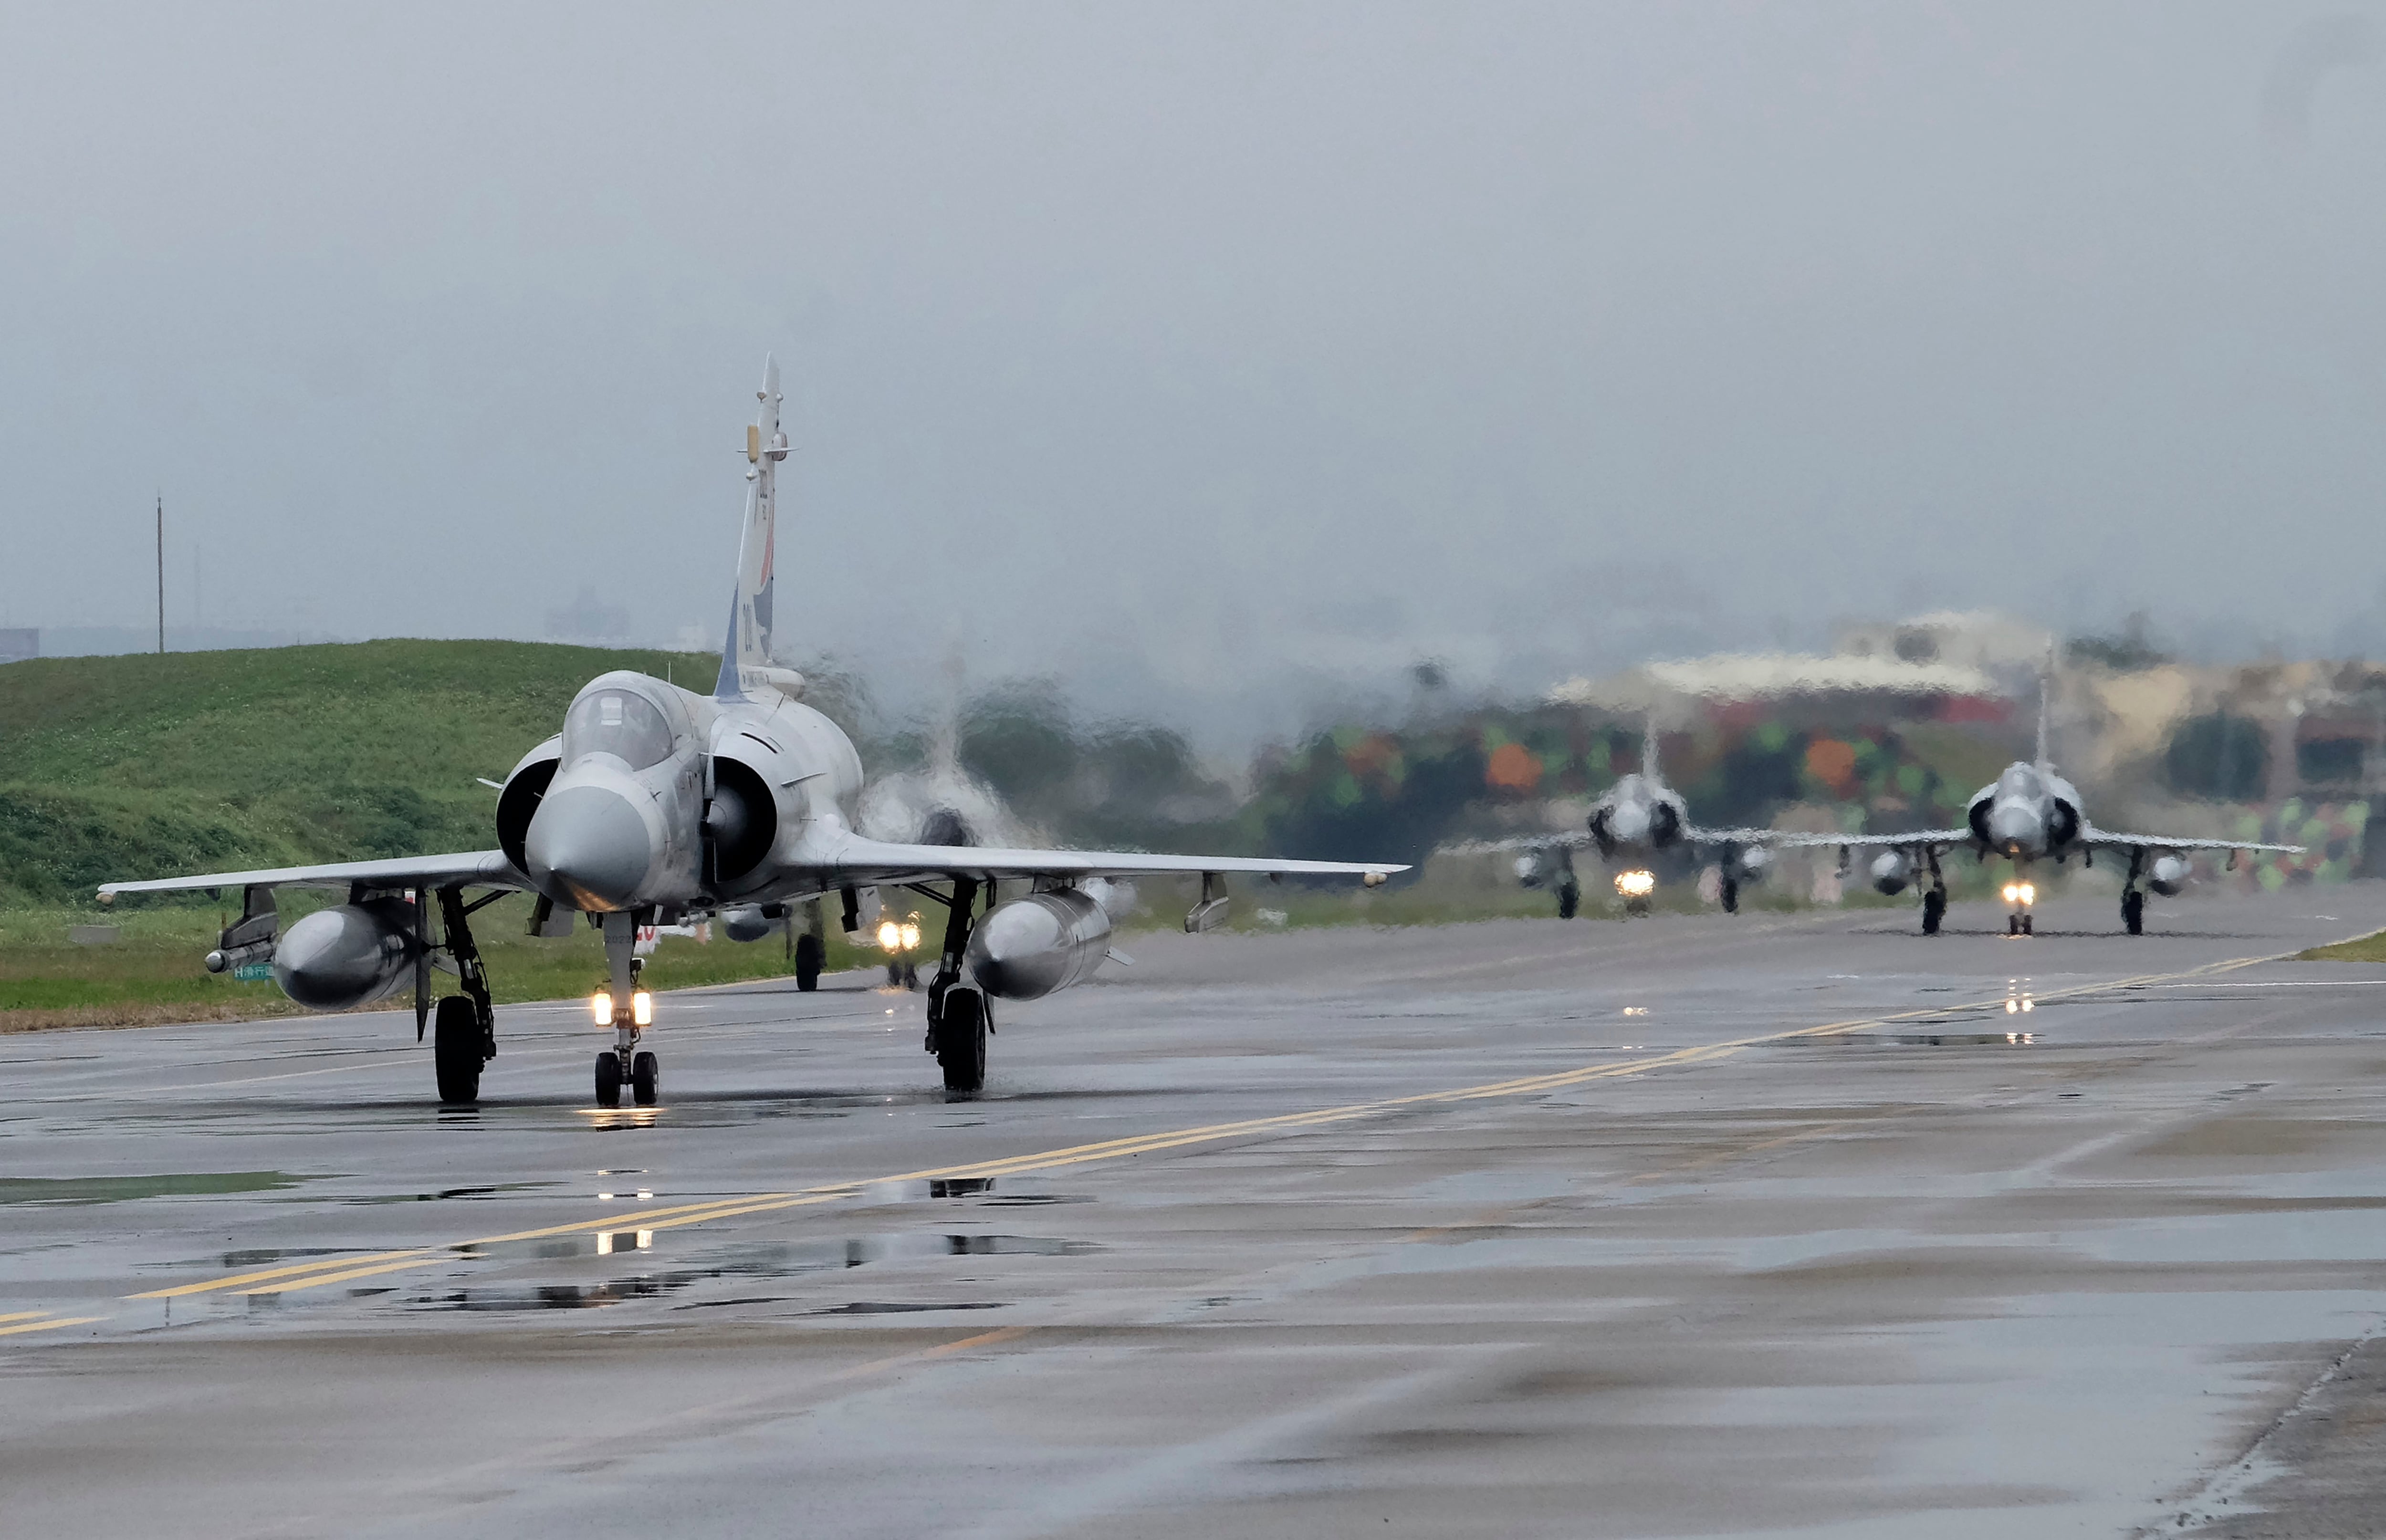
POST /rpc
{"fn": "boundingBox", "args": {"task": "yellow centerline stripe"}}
[130,948,2281,1302]
[0,1316,105,1337]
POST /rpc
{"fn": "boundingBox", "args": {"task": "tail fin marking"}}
[715,356,785,701]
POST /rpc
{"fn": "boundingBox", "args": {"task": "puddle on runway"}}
[347,1182,562,1206]
[1788,1030,2042,1049]
[403,1229,1096,1311]
[421,1280,671,1311]
[0,1171,306,1205]
[808,1300,1006,1315]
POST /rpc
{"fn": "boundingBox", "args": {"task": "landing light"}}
[1614,869,1657,898]
[900,922,921,950]
[878,920,901,950]
[591,991,613,1025]
[2000,882,2037,905]
[632,990,653,1027]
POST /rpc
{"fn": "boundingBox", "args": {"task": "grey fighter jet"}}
[1446,719,1778,916]
[99,358,1404,1107]
[1770,682,2302,936]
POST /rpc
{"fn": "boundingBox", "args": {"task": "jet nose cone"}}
[1986,801,2042,854]
[525,783,657,912]
[1607,801,1652,843]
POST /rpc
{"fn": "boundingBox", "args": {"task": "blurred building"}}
[1833,609,2054,691]
[1548,651,2008,729]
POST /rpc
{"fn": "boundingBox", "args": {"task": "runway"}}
[6,889,2386,1539]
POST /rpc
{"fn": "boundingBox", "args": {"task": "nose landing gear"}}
[592,914,659,1108]
[1999,871,2037,937]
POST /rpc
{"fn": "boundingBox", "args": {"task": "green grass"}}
[0,640,720,907]
[2297,930,2386,963]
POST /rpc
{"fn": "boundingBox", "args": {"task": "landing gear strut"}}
[794,897,825,991]
[593,911,658,1108]
[1920,850,1946,936]
[429,886,500,1104]
[2121,848,2146,936]
[924,876,990,1094]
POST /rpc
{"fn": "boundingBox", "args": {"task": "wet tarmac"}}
[6,889,2386,1537]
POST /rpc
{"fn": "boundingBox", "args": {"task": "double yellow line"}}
[125,949,2277,1305]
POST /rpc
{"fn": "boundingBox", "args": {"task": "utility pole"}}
[155,494,165,654]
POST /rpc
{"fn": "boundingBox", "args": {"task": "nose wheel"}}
[2006,911,2034,936]
[594,1047,660,1108]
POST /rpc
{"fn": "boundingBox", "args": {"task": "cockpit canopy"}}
[1996,763,2044,801]
[563,679,676,771]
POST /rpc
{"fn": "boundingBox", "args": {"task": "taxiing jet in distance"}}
[1446,718,1779,916]
[1776,676,2301,936]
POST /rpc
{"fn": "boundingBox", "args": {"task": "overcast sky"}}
[3,4,2384,745]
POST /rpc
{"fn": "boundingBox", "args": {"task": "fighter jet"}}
[1771,677,2302,936]
[1446,718,1778,916]
[98,358,1403,1106]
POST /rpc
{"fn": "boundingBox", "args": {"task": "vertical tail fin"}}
[715,355,787,700]
[1642,711,1662,783]
[2035,646,2053,770]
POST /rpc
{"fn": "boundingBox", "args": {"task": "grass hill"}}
[0,640,720,905]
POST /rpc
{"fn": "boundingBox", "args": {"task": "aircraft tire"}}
[1720,878,1739,916]
[2021,915,2034,936]
[1557,882,1580,920]
[2007,914,2020,937]
[432,995,481,1104]
[631,1051,659,1106]
[795,933,824,992]
[938,989,987,1094]
[1921,891,1944,936]
[595,1052,623,1109]
[2122,890,2144,936]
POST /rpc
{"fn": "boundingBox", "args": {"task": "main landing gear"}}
[592,912,659,1108]
[923,876,991,1094]
[793,896,826,991]
[2121,847,2147,936]
[1920,850,1947,936]
[424,886,500,1105]
[1549,847,1580,919]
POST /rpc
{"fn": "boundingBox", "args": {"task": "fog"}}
[4,3,2386,750]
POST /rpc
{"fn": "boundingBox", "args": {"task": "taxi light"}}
[631,989,653,1026]
[1614,869,1657,898]
[877,920,901,951]
[899,922,921,950]
[591,991,613,1025]
[2018,883,2035,905]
